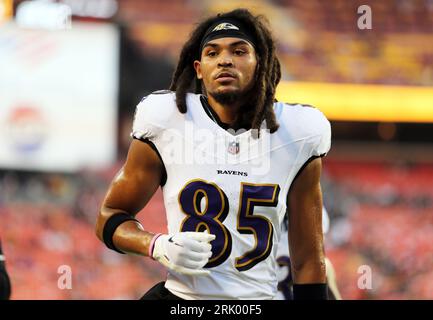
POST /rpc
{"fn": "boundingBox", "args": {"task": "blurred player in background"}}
[275,207,342,300]
[96,8,331,300]
[0,238,11,300]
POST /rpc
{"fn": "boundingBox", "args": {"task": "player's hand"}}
[152,232,215,276]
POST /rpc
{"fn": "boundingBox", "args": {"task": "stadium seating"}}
[0,168,167,299]
[323,160,433,299]
[119,0,433,85]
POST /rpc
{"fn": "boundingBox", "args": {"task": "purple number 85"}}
[179,179,280,271]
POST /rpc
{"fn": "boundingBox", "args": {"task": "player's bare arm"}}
[96,139,214,276]
[288,157,327,290]
[95,139,163,256]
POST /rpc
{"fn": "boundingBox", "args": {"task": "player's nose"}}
[217,52,234,67]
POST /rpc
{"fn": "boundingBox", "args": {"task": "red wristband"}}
[148,233,163,259]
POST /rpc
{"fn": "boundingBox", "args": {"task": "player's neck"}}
[206,94,240,126]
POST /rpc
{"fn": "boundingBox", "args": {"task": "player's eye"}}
[234,49,245,56]
[207,51,217,57]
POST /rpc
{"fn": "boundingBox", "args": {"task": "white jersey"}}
[131,91,331,300]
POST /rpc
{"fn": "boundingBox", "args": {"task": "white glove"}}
[152,232,215,276]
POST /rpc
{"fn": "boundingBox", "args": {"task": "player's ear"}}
[193,60,203,80]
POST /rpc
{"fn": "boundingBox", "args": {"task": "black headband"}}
[199,18,256,56]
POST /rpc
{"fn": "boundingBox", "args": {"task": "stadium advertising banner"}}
[0,22,119,172]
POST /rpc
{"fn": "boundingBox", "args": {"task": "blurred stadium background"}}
[1,0,432,299]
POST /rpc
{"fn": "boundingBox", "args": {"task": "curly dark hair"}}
[169,8,281,135]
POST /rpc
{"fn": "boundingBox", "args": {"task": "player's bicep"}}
[96,139,164,240]
[287,157,326,283]
[103,139,163,213]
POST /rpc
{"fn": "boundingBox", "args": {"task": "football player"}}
[95,8,331,300]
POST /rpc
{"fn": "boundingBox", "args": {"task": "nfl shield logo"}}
[228,141,240,154]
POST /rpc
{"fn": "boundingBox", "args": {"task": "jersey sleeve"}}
[130,92,173,141]
[274,102,332,158]
[130,92,175,187]
[312,109,332,157]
